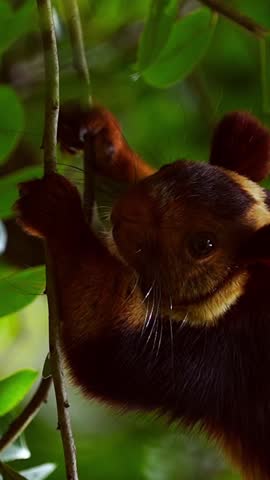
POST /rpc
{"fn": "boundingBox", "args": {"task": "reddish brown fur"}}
[16,106,270,480]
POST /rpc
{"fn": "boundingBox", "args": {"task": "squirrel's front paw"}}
[58,103,124,170]
[58,102,150,183]
[15,173,82,239]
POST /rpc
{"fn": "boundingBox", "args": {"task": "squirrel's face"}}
[111,160,270,325]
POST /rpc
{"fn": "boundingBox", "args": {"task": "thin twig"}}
[0,377,52,454]
[63,0,92,104]
[199,0,268,37]
[36,1,79,479]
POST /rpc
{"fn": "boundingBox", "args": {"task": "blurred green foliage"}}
[139,7,216,87]
[0,86,24,164]
[0,0,269,478]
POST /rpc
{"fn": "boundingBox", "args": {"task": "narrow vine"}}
[62,0,94,220]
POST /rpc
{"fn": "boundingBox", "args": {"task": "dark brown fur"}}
[210,111,270,182]
[16,107,270,480]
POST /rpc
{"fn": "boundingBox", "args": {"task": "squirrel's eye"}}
[187,232,217,259]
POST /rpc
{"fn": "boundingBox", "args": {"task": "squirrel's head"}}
[111,112,270,325]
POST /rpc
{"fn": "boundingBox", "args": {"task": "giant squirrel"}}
[16,105,270,480]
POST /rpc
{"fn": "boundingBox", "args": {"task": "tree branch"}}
[0,376,52,454]
[37,0,59,174]
[36,1,79,479]
[199,0,268,37]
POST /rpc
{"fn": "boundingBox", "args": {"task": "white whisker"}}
[147,284,161,351]
[179,311,189,329]
[156,312,163,359]
[143,281,155,303]
[144,296,155,332]
[152,284,162,357]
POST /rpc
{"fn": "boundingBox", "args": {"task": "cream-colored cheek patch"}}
[166,271,249,327]
[224,168,270,228]
[188,270,249,326]
[246,203,270,230]
[224,168,267,203]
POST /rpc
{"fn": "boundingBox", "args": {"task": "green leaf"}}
[0,87,24,165]
[138,0,179,70]
[142,8,217,88]
[0,370,38,417]
[20,464,55,480]
[0,266,45,318]
[0,166,42,220]
[0,1,35,55]
[42,354,52,380]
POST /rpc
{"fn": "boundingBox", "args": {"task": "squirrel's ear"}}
[209,112,270,182]
[240,224,270,265]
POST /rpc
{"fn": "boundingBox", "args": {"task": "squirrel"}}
[16,104,270,480]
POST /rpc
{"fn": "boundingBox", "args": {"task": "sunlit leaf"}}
[142,8,217,88]
[20,464,55,480]
[0,87,24,165]
[0,266,45,318]
[0,370,38,417]
[0,1,35,55]
[138,0,179,70]
[0,166,42,220]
